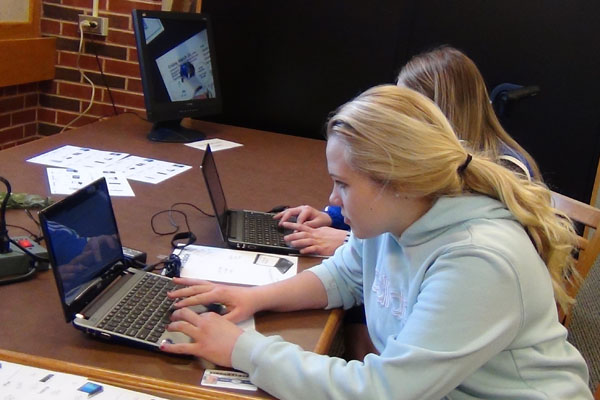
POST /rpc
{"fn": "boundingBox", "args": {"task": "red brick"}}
[107,29,136,47]
[25,94,39,108]
[88,102,119,117]
[108,1,161,15]
[41,18,61,35]
[57,111,98,127]
[60,52,99,71]
[61,21,80,39]
[128,48,138,63]
[111,90,145,109]
[38,108,57,123]
[0,114,10,129]
[39,80,59,95]
[127,78,143,93]
[104,59,140,78]
[24,123,37,137]
[3,86,17,96]
[18,83,39,94]
[108,13,130,30]
[59,81,103,102]
[0,142,18,150]
[0,97,25,113]
[61,0,98,8]
[12,109,36,125]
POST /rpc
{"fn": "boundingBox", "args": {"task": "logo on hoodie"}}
[372,269,406,321]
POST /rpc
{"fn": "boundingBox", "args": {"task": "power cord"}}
[60,20,97,133]
[146,202,214,277]
[150,202,213,237]
[0,177,11,253]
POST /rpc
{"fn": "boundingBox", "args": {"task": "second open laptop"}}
[200,145,299,255]
[39,177,191,350]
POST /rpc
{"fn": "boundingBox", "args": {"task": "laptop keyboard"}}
[97,274,176,343]
[243,212,287,247]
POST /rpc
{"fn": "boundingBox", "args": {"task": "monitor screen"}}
[132,10,222,142]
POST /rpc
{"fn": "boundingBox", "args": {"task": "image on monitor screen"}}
[132,10,222,143]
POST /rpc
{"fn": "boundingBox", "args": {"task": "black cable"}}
[1,176,12,253]
[6,224,41,242]
[0,265,36,285]
[24,208,44,242]
[170,202,214,218]
[150,209,190,236]
[150,202,214,236]
[94,49,118,116]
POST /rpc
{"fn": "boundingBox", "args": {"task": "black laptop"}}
[200,145,299,255]
[39,177,190,349]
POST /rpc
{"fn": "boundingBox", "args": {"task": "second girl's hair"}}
[397,45,541,179]
[327,84,577,312]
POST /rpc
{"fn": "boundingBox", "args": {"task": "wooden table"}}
[0,114,342,399]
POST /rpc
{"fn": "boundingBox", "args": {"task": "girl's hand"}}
[168,278,259,323]
[160,308,243,367]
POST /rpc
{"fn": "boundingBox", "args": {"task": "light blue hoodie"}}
[232,195,592,399]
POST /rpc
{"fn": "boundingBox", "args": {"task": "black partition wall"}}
[202,0,600,204]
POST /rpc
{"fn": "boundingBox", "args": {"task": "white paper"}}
[46,168,135,197]
[0,360,167,400]
[179,245,297,286]
[184,138,243,152]
[109,156,192,184]
[27,145,129,169]
[28,145,192,187]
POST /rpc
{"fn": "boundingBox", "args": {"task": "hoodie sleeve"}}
[309,234,365,309]
[231,246,531,400]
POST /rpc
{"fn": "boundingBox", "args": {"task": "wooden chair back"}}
[551,190,600,325]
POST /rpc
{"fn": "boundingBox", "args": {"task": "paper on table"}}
[27,145,129,169]
[46,167,134,197]
[184,138,243,152]
[178,245,297,286]
[0,360,168,400]
[108,155,191,184]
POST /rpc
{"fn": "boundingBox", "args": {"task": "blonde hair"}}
[327,85,577,311]
[397,45,541,179]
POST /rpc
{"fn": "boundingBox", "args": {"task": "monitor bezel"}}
[132,9,223,126]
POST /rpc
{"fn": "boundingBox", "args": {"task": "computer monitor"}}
[132,10,222,143]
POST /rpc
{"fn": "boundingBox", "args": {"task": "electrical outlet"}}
[78,15,109,36]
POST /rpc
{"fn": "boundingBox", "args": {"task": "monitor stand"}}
[147,119,206,143]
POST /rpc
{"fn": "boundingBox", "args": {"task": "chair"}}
[551,190,600,325]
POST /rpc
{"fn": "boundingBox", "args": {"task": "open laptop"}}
[201,145,299,255]
[39,177,190,349]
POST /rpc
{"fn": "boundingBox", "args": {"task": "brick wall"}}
[0,0,162,148]
[0,83,40,149]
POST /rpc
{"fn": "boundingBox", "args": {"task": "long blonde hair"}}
[327,85,577,311]
[397,45,541,179]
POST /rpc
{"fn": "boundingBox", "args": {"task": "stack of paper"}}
[178,245,298,286]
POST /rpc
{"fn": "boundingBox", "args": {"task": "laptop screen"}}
[40,178,124,320]
[201,145,229,238]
